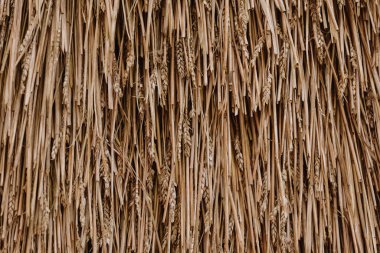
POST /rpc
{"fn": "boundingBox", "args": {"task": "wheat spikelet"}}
[7,190,15,225]
[0,23,6,52]
[221,5,230,30]
[314,152,320,197]
[207,137,214,168]
[262,70,272,105]
[289,15,298,29]
[121,70,128,88]
[282,168,289,198]
[99,0,106,12]
[349,46,358,110]
[350,46,358,70]
[228,216,234,241]
[279,208,289,253]
[234,20,249,64]
[287,227,295,253]
[159,152,171,204]
[153,0,161,10]
[350,75,357,112]
[177,114,183,160]
[176,39,185,78]
[338,74,348,99]
[183,112,191,157]
[238,0,248,34]
[145,118,155,163]
[100,148,111,197]
[20,39,34,93]
[45,0,53,26]
[52,16,61,64]
[189,229,196,253]
[40,196,50,235]
[63,54,71,107]
[116,155,123,177]
[365,91,375,130]
[270,204,279,244]
[161,228,169,250]
[259,171,268,223]
[126,40,134,74]
[251,36,265,66]
[199,167,207,200]
[204,0,212,10]
[289,152,299,192]
[213,23,220,61]
[275,23,285,40]
[51,132,61,160]
[171,204,181,247]
[18,16,36,57]
[188,36,197,86]
[237,0,249,62]
[316,28,325,64]
[316,0,323,22]
[279,40,289,80]
[79,183,86,228]
[150,69,158,89]
[142,0,148,11]
[78,72,85,110]
[310,2,318,22]
[144,217,153,253]
[146,168,154,192]
[296,109,303,133]
[95,211,103,248]
[203,189,212,232]
[169,182,177,223]
[338,0,345,9]
[234,137,244,171]
[306,159,313,186]
[75,237,84,253]
[134,178,141,218]
[329,164,337,195]
[160,47,168,106]
[137,82,145,119]
[9,1,15,26]
[310,3,325,64]
[113,55,122,97]
[65,125,70,143]
[102,200,112,245]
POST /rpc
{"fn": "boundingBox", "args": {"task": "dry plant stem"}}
[0,1,379,253]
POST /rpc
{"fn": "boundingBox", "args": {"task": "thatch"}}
[0,0,380,252]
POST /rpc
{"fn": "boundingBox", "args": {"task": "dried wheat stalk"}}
[0,1,379,252]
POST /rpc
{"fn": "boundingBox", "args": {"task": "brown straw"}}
[0,0,380,252]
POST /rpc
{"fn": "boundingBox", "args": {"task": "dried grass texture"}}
[0,0,380,252]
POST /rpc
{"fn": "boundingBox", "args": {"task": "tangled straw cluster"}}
[0,0,380,252]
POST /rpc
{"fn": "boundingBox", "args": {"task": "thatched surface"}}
[0,0,380,252]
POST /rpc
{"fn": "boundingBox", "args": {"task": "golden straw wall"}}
[0,0,380,252]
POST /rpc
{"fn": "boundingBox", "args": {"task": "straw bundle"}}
[0,0,380,252]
